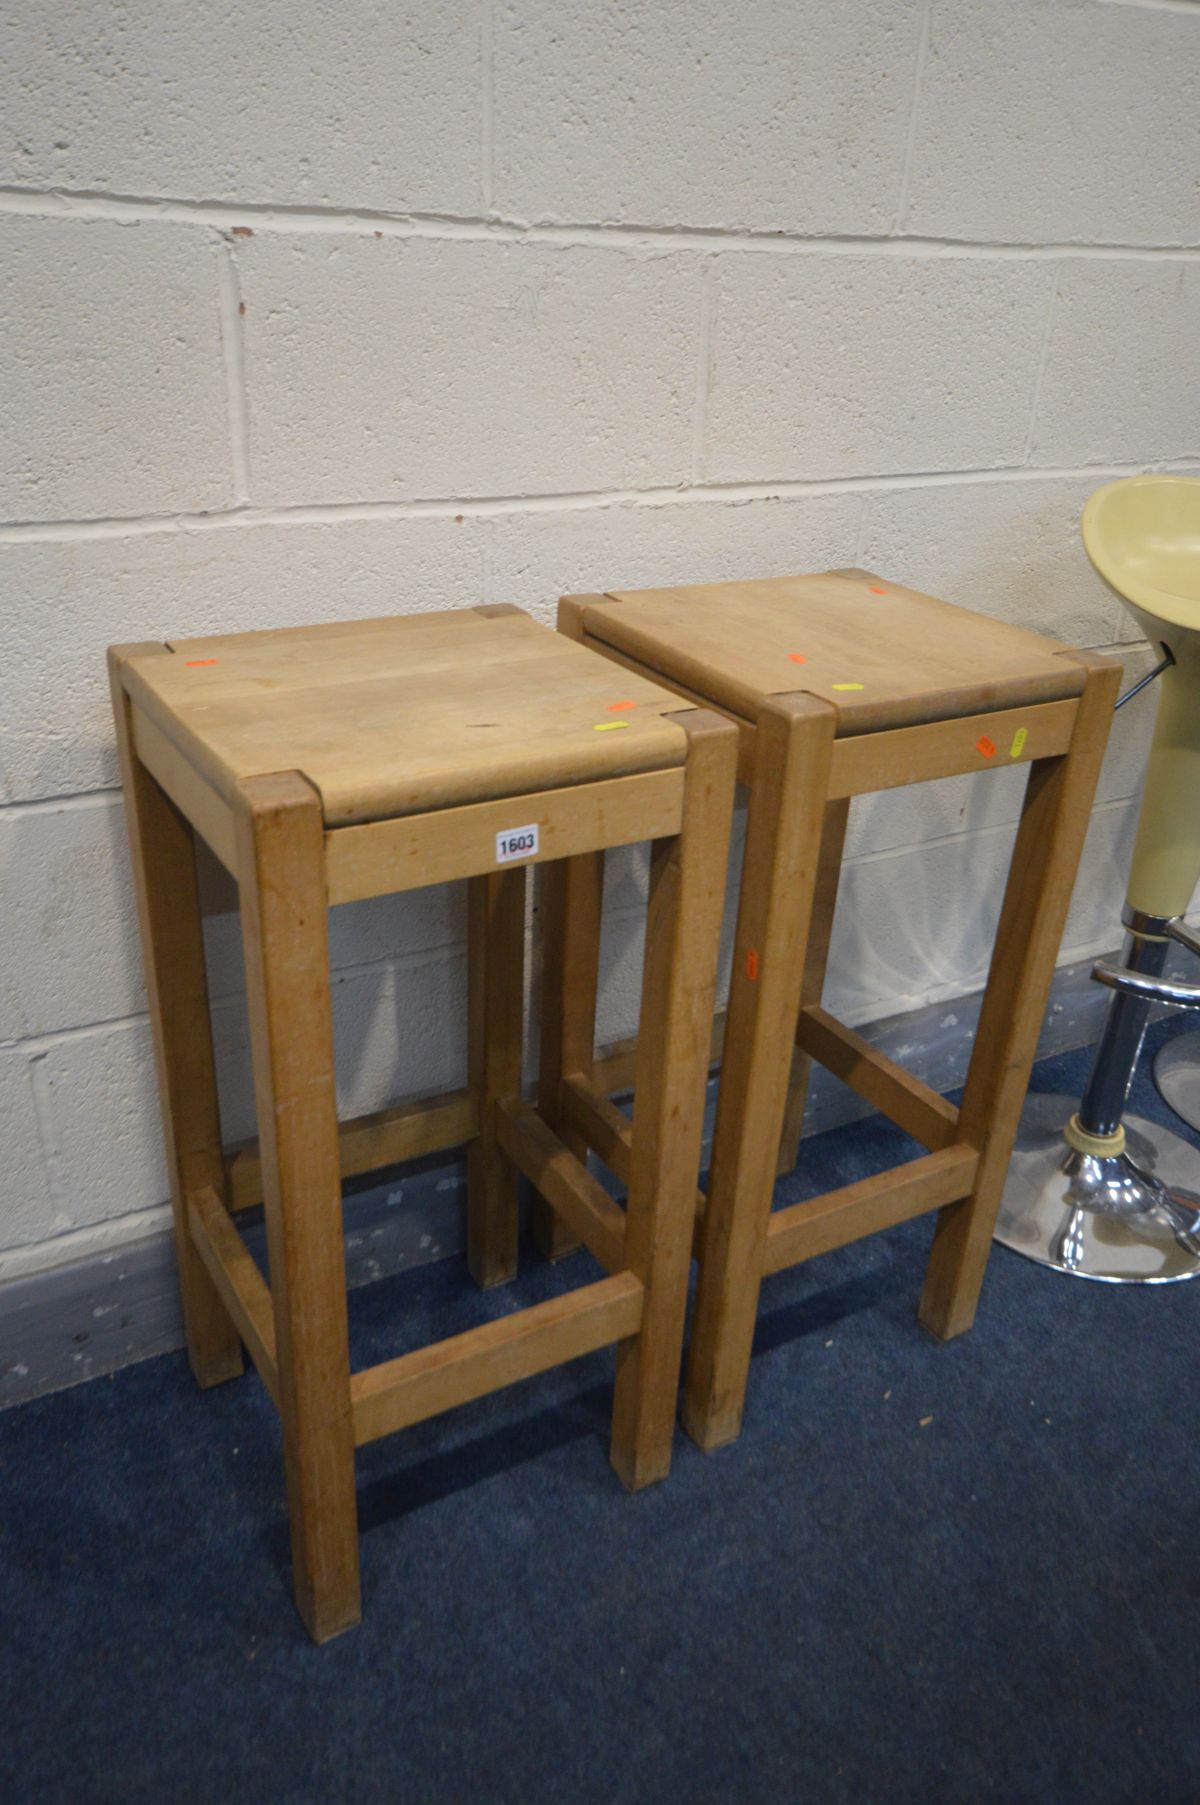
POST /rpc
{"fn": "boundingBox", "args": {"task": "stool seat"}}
[1083,474,1200,636]
[121,605,688,825]
[586,569,1086,735]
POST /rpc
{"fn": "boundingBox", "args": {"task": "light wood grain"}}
[535,851,603,1260]
[532,591,601,1253]
[236,770,360,1644]
[919,652,1121,1339]
[764,1145,979,1273]
[587,571,1086,736]
[794,1006,961,1153]
[108,645,244,1391]
[778,798,849,1173]
[559,1074,707,1224]
[225,1089,477,1213]
[682,693,837,1454]
[325,767,684,903]
[466,868,526,1288]
[612,709,738,1490]
[131,704,239,875]
[827,698,1078,797]
[351,1271,644,1446]
[568,574,1120,1456]
[590,1013,726,1100]
[122,605,689,826]
[496,1097,627,1275]
[188,1185,279,1405]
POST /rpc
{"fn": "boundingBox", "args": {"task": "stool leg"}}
[919,655,1121,1341]
[682,695,837,1454]
[108,651,243,1390]
[611,709,736,1491]
[237,773,360,1643]
[535,852,604,1261]
[467,868,526,1287]
[778,797,850,1175]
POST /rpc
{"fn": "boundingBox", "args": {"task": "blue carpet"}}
[2,1019,1199,1804]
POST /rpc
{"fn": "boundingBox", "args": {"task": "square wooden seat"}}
[550,571,1120,1451]
[109,604,737,1639]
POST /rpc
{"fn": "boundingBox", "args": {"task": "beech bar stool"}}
[109,605,735,1640]
[553,572,1119,1451]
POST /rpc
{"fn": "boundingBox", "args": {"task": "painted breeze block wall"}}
[2,0,1198,1289]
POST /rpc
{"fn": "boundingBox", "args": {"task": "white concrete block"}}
[829,795,1140,1031]
[907,0,1200,247]
[1,0,481,215]
[492,0,922,234]
[1030,261,1200,468]
[1061,800,1139,959]
[488,493,863,626]
[0,515,487,803]
[704,256,1053,482]
[238,237,700,504]
[858,477,1123,650]
[845,768,1025,866]
[0,217,231,522]
[826,829,1016,1025]
[212,949,469,1146]
[0,795,142,1040]
[0,1049,54,1253]
[30,1020,167,1231]
[202,885,467,1006]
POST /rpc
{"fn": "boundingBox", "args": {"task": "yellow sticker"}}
[593,720,629,731]
[832,682,864,692]
[1010,727,1028,758]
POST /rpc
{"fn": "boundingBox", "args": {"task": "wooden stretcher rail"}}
[350,1270,644,1445]
[559,1074,707,1220]
[795,1006,960,1152]
[591,1012,727,1101]
[826,699,1078,799]
[325,767,686,904]
[763,1144,979,1274]
[560,1075,635,1179]
[496,1097,627,1275]
[225,1088,477,1212]
[188,1185,279,1406]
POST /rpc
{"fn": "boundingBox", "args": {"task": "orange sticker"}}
[186,658,218,667]
[788,653,807,664]
[977,736,996,758]
[607,700,636,711]
[868,585,887,595]
[745,949,759,981]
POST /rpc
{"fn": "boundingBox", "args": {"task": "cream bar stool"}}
[998,476,1200,1282]
[109,605,735,1638]
[545,572,1118,1451]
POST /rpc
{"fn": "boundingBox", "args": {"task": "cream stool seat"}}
[996,476,1200,1282]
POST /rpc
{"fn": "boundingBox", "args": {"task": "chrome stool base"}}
[1154,1029,1200,1134]
[995,1092,1200,1284]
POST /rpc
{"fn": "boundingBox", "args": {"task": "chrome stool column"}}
[996,476,1200,1283]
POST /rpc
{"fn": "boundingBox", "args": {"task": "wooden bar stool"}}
[551,572,1120,1452]
[108,604,736,1640]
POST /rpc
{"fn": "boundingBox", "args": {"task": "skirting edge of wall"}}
[0,941,1177,1410]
